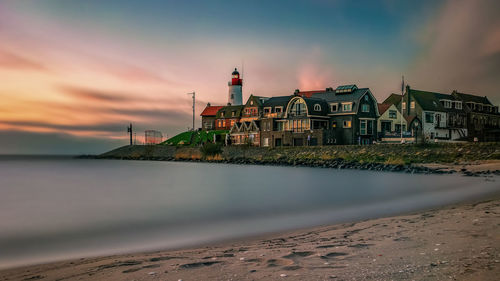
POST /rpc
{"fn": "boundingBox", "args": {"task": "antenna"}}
[187,91,195,131]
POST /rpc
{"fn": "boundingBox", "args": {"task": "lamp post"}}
[187,92,195,131]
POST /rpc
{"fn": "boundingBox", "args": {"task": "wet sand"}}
[1,196,499,281]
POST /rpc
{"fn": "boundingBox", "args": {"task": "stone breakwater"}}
[89,143,500,176]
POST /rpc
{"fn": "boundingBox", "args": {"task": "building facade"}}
[215,105,244,130]
[452,91,500,142]
[200,103,224,130]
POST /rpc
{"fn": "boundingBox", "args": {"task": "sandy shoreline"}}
[1,196,499,281]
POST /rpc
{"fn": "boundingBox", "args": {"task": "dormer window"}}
[314,104,321,111]
[342,102,352,112]
[220,112,225,117]
[455,101,462,110]
[330,103,338,112]
[442,100,451,108]
[275,106,283,113]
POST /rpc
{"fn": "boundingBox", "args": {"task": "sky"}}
[0,0,499,154]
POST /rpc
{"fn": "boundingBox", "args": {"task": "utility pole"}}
[187,92,195,131]
[127,123,133,145]
[400,76,404,143]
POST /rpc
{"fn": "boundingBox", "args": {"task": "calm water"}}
[0,156,498,269]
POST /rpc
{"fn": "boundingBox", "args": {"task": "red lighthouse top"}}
[231,68,242,86]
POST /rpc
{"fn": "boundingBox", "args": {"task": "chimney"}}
[227,102,231,106]
[207,102,211,107]
[294,89,300,95]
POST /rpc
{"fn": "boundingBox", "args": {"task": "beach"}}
[1,195,499,281]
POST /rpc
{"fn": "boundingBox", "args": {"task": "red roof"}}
[377,103,392,115]
[296,90,324,98]
[200,105,224,116]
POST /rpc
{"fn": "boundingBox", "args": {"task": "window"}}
[361,104,369,113]
[250,100,254,105]
[443,100,451,108]
[343,120,352,128]
[410,101,415,109]
[332,121,337,128]
[289,99,307,116]
[232,111,236,117]
[456,102,462,110]
[330,103,338,112]
[342,103,352,112]
[402,102,406,110]
[425,112,434,123]
[360,120,366,135]
[389,110,397,119]
[275,106,283,113]
[220,112,225,117]
[314,104,321,111]
[230,120,235,127]
[263,107,271,114]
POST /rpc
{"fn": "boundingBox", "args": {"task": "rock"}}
[280,273,287,277]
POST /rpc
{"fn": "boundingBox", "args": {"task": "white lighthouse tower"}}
[228,68,243,105]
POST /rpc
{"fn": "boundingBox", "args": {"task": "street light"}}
[187,92,195,131]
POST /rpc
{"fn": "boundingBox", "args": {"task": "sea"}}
[0,156,498,269]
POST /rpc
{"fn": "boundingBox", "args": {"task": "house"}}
[240,95,269,122]
[400,86,466,141]
[260,95,293,147]
[452,91,500,141]
[312,85,379,145]
[376,103,407,139]
[229,120,261,146]
[200,103,224,130]
[215,104,244,130]
[259,94,329,146]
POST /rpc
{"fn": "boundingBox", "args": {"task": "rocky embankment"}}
[89,143,500,176]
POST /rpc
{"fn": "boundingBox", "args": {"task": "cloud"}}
[0,49,47,71]
[409,0,500,103]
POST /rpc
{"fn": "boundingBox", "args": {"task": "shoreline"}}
[2,196,499,280]
[86,155,500,177]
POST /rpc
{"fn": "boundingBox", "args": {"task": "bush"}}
[200,142,222,158]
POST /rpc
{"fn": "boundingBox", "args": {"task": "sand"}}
[1,197,499,281]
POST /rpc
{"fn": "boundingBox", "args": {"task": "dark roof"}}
[383,93,402,105]
[200,105,224,116]
[245,95,269,107]
[216,105,244,118]
[311,88,372,113]
[262,95,294,108]
[335,85,358,93]
[302,97,329,116]
[296,90,325,98]
[377,103,392,115]
[452,91,492,105]
[409,89,446,112]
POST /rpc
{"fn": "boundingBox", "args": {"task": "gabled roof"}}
[377,103,392,115]
[245,95,269,107]
[216,105,244,118]
[452,91,492,105]
[409,88,446,112]
[200,105,224,116]
[383,93,402,105]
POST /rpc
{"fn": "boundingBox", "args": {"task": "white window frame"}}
[314,104,321,111]
[342,102,352,112]
[263,107,271,114]
[361,104,369,113]
[455,101,462,110]
[275,106,283,113]
[330,103,338,112]
[360,120,367,135]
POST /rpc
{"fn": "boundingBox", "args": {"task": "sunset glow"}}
[0,0,499,154]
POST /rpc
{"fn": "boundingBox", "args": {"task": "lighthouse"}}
[228,68,243,105]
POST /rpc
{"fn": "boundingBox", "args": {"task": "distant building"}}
[451,91,500,141]
[377,103,407,137]
[200,103,224,130]
[144,130,163,145]
[400,86,467,141]
[215,104,244,130]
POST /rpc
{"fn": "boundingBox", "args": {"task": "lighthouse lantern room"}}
[228,68,243,105]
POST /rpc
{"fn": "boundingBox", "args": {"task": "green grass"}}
[161,130,228,146]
